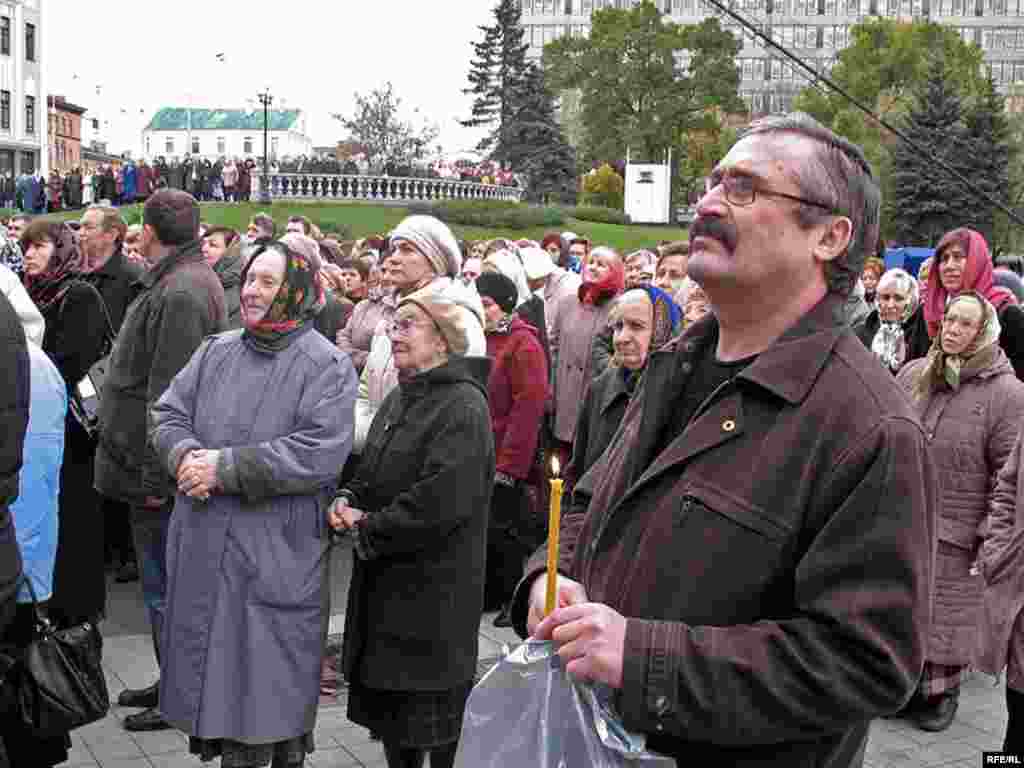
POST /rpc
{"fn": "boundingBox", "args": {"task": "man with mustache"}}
[513,113,935,767]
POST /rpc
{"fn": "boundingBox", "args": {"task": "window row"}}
[767,23,852,47]
[51,140,77,167]
[4,93,33,133]
[49,114,78,140]
[0,19,36,60]
[738,55,836,80]
[986,59,1024,81]
[156,135,281,158]
[741,90,797,113]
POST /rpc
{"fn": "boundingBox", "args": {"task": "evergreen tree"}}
[461,0,531,166]
[891,56,972,245]
[963,75,1013,252]
[505,64,578,204]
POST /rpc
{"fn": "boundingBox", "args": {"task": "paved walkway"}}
[67,543,1009,767]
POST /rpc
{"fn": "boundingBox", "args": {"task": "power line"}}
[699,0,1024,228]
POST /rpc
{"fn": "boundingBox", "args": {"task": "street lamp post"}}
[257,89,273,204]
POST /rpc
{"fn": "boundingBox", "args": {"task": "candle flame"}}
[551,456,560,478]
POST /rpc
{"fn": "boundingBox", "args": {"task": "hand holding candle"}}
[545,456,564,616]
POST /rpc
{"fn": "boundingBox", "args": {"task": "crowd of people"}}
[3,111,1024,767]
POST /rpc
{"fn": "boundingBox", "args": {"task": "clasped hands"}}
[527,573,627,690]
[326,497,366,533]
[176,449,221,502]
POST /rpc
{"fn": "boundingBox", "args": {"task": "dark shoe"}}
[115,560,139,583]
[493,605,513,628]
[117,681,159,709]
[914,693,958,732]
[123,706,171,732]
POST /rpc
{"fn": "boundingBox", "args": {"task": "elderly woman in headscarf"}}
[895,292,1024,733]
[856,267,930,373]
[331,278,493,768]
[20,219,109,629]
[926,228,1024,379]
[150,238,358,768]
[550,245,625,469]
[571,286,681,488]
[475,271,549,627]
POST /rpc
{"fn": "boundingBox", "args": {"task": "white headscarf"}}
[482,248,532,308]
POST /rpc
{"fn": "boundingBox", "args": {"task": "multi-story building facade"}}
[519,0,1024,115]
[47,95,85,172]
[142,108,313,164]
[0,0,44,177]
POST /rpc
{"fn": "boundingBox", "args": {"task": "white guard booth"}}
[624,150,672,225]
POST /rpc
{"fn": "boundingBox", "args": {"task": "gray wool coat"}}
[150,326,357,744]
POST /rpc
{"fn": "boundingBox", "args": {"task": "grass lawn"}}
[13,201,689,253]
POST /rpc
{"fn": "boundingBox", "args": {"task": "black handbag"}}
[63,281,116,439]
[11,577,109,737]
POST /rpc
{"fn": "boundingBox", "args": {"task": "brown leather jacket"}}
[514,294,936,767]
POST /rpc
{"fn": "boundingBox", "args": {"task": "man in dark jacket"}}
[94,189,227,733]
[516,113,936,768]
[80,205,146,582]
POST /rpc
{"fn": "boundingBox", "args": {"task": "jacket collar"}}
[90,246,127,280]
[598,368,632,415]
[139,240,204,289]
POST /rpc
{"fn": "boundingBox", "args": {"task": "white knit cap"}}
[390,215,462,278]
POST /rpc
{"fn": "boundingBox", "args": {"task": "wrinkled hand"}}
[533,600,626,689]
[177,449,220,501]
[526,572,588,636]
[327,498,366,532]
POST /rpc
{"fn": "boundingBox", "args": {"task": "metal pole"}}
[259,91,272,204]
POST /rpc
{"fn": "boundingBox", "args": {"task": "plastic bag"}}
[455,640,677,768]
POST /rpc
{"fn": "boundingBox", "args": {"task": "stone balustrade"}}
[253,173,524,203]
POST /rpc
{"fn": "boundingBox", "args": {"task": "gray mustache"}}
[690,216,738,253]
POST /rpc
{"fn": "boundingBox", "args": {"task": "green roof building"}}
[142,107,312,162]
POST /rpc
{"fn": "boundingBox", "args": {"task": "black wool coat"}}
[340,355,495,692]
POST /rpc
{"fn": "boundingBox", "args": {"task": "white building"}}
[142,107,313,164]
[0,0,44,177]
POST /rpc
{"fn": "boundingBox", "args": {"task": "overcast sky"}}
[47,0,494,158]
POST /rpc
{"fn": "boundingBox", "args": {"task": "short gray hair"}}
[740,112,880,297]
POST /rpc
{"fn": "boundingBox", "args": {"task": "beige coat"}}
[897,349,1024,665]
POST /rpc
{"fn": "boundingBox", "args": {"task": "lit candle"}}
[545,456,563,616]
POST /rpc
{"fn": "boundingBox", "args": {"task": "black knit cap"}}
[475,271,518,315]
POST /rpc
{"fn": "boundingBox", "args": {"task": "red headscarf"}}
[578,250,625,306]
[924,228,1016,338]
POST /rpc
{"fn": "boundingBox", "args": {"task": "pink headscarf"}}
[924,228,1016,338]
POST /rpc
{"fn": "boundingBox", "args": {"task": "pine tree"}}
[962,75,1013,252]
[891,56,973,246]
[505,65,578,204]
[461,0,532,166]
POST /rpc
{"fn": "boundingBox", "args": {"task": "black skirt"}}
[347,679,473,749]
[188,733,315,767]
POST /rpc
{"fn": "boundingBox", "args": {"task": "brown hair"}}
[339,256,371,282]
[144,189,200,246]
[204,226,239,248]
[287,215,312,236]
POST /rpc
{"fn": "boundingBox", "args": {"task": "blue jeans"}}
[131,506,172,662]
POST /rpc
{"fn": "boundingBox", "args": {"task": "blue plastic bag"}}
[455,640,676,767]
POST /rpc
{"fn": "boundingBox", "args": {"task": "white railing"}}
[254,173,524,203]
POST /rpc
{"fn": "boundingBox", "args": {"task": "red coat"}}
[486,315,548,480]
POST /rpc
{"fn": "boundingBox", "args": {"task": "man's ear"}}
[813,216,853,265]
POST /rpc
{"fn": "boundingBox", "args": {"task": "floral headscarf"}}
[924,228,1016,338]
[613,285,683,390]
[870,268,918,373]
[241,240,326,353]
[914,292,1001,400]
[22,222,84,312]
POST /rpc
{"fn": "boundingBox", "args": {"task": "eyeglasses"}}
[386,316,432,337]
[705,169,838,214]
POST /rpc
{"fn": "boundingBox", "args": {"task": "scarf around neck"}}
[23,223,84,312]
[579,259,625,306]
[241,242,326,353]
[914,292,1002,400]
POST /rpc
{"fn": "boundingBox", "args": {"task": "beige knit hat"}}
[399,277,486,357]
